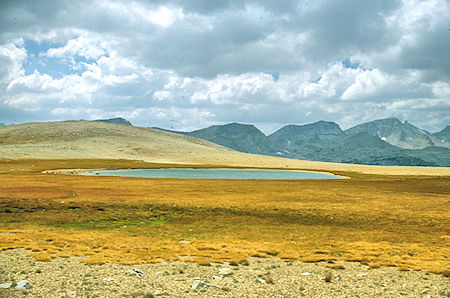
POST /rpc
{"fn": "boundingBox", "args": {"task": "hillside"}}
[268,121,346,160]
[345,118,450,149]
[187,123,277,156]
[434,125,450,144]
[0,120,233,164]
[1,120,448,176]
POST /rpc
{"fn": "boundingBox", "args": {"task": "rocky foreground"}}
[0,249,448,297]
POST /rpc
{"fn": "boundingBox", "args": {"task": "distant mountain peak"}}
[222,122,259,130]
[187,122,275,155]
[345,118,436,150]
[306,120,342,129]
[96,117,132,126]
[269,121,343,138]
[434,125,450,143]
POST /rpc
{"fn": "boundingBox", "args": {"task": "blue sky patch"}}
[341,58,360,69]
[271,72,280,82]
[312,76,322,83]
[22,39,95,79]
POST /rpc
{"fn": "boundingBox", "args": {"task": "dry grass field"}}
[1,158,449,275]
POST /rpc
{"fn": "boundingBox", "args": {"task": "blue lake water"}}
[82,168,344,180]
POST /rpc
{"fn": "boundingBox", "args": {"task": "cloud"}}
[0,0,448,133]
[0,40,27,83]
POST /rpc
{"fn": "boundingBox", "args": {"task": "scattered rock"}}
[212,275,223,280]
[402,283,408,290]
[0,282,12,289]
[219,267,233,276]
[356,273,368,278]
[103,277,115,281]
[335,275,341,281]
[192,279,215,290]
[126,268,147,277]
[15,280,32,290]
[257,278,266,283]
[324,272,333,283]
[179,240,191,245]
[300,272,311,276]
[154,289,162,296]
[67,290,76,296]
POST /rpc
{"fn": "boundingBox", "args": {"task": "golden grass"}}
[0,159,449,274]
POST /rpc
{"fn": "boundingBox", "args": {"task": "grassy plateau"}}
[0,159,449,274]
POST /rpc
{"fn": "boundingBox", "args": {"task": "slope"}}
[187,123,276,156]
[344,118,438,149]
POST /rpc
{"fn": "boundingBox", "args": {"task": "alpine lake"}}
[82,168,345,180]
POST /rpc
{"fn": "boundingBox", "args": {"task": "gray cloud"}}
[0,0,448,133]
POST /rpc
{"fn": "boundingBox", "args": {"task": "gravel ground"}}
[0,248,448,297]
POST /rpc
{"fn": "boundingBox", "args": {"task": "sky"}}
[0,0,449,134]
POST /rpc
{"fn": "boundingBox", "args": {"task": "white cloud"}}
[144,6,184,28]
[0,0,448,132]
[0,40,26,83]
[7,70,54,92]
[153,90,172,101]
[341,69,388,100]
[45,35,106,60]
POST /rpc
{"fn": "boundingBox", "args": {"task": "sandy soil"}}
[0,120,449,176]
[0,249,448,297]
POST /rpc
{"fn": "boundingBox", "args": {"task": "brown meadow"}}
[0,159,449,274]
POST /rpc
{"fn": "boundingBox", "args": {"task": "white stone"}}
[0,282,12,289]
[192,280,214,290]
[356,273,368,278]
[103,277,115,281]
[218,268,233,276]
[300,272,311,276]
[257,278,266,283]
[212,275,223,280]
[15,280,32,290]
[154,290,162,296]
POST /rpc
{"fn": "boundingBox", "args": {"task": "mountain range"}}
[157,118,450,167]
